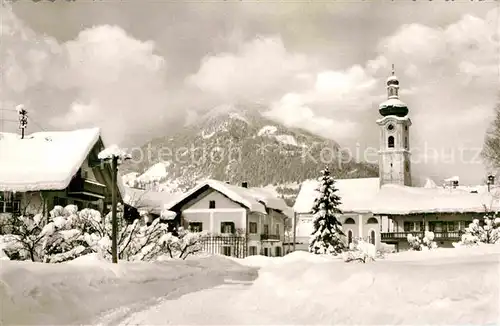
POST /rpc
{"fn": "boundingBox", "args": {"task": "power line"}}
[28,116,46,132]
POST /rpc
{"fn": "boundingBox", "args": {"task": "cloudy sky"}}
[1,0,499,185]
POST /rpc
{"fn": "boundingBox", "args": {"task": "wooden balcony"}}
[261,234,281,241]
[381,231,464,242]
[67,176,106,199]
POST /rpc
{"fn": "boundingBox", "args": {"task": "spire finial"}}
[391,64,395,76]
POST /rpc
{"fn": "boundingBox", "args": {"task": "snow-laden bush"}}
[0,204,205,262]
[407,231,438,251]
[40,205,102,263]
[343,238,377,263]
[0,214,46,261]
[454,215,500,247]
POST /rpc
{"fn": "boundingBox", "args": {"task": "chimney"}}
[241,182,248,188]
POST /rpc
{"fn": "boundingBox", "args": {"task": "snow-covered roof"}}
[136,162,169,183]
[294,178,380,214]
[0,128,101,192]
[123,186,183,215]
[371,184,500,215]
[444,176,460,183]
[246,187,294,218]
[164,179,291,216]
[387,75,399,83]
[379,98,407,109]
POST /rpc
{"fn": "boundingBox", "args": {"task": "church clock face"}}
[387,124,394,131]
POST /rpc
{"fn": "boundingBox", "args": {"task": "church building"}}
[293,66,499,252]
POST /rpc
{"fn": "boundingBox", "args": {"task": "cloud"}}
[50,25,170,143]
[187,36,312,102]
[0,6,170,145]
[264,93,359,141]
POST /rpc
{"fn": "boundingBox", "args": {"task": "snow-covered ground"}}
[2,247,499,325]
[0,254,257,325]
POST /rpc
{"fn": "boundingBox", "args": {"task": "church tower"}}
[376,65,412,187]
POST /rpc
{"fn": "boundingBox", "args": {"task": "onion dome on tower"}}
[379,65,409,117]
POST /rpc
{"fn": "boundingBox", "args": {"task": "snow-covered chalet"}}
[294,68,500,252]
[160,179,293,257]
[0,128,124,222]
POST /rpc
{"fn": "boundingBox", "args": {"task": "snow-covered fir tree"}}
[309,167,345,255]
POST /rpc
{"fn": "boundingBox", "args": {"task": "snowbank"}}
[232,251,341,268]
[235,247,500,325]
[0,254,257,325]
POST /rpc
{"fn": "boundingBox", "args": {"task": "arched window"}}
[388,136,395,148]
[370,230,376,245]
[347,230,353,244]
[344,217,356,224]
[367,217,378,224]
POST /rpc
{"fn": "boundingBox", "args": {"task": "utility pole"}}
[17,105,28,139]
[111,156,118,264]
[292,211,297,252]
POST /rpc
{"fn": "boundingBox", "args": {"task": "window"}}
[275,246,282,257]
[72,200,82,210]
[221,221,235,234]
[387,124,394,131]
[459,221,470,230]
[189,222,203,232]
[344,218,355,224]
[249,222,258,234]
[81,169,88,179]
[249,246,257,256]
[405,161,410,172]
[404,221,424,232]
[209,200,216,209]
[430,221,459,233]
[275,224,280,236]
[370,230,376,245]
[347,230,353,244]
[388,136,395,148]
[405,125,408,131]
[88,202,100,211]
[0,192,21,214]
[222,246,231,256]
[263,224,269,235]
[53,196,68,208]
[404,137,408,149]
[367,217,378,224]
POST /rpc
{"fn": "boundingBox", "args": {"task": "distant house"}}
[0,128,124,221]
[163,180,292,257]
[293,177,383,251]
[372,184,500,251]
[122,186,182,224]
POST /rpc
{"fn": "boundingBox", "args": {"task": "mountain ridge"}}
[120,106,378,204]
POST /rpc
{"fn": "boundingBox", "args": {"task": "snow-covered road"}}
[119,281,267,325]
